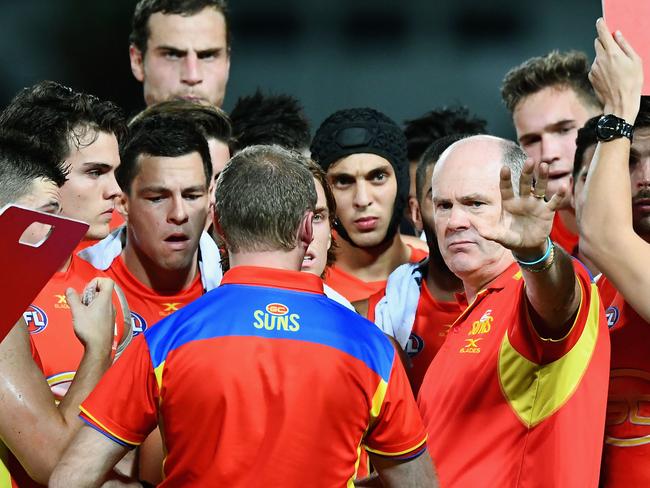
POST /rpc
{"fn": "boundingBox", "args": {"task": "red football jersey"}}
[368,282,462,394]
[550,212,579,254]
[418,262,610,487]
[26,254,129,401]
[81,267,427,486]
[105,255,203,336]
[326,245,428,302]
[598,277,650,487]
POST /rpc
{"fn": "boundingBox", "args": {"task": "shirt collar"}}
[221,266,324,295]
[454,262,521,308]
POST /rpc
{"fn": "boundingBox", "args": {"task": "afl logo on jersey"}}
[24,305,48,334]
[130,312,148,337]
[405,333,424,357]
[606,306,620,329]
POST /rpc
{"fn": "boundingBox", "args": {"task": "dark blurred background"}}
[0,0,602,138]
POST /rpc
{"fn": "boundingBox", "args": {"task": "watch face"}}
[597,115,617,141]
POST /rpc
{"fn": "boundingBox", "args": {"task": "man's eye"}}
[470,201,484,208]
[147,196,163,203]
[436,202,452,210]
[198,52,218,61]
[332,177,353,188]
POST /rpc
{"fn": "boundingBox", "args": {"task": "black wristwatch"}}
[596,114,634,142]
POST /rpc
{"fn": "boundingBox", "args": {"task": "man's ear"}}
[118,194,129,223]
[129,45,145,82]
[569,175,577,210]
[298,211,314,249]
[409,196,423,233]
[212,207,226,241]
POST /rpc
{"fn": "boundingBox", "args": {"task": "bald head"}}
[435,135,526,197]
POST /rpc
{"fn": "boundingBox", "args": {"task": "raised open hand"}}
[469,159,563,260]
[589,18,643,124]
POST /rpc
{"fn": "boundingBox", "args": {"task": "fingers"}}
[546,185,567,213]
[518,159,535,198]
[614,30,639,60]
[595,17,616,52]
[499,166,515,201]
[594,37,606,59]
[533,162,549,198]
[93,277,115,294]
[65,287,83,313]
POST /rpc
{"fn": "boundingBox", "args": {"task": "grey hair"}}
[500,140,526,196]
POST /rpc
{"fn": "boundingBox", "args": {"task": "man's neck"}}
[462,253,515,304]
[424,252,462,303]
[229,248,304,271]
[557,208,578,234]
[122,243,199,294]
[335,232,411,283]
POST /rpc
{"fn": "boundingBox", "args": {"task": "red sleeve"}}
[79,335,159,447]
[363,356,427,458]
[508,260,601,365]
[596,275,618,309]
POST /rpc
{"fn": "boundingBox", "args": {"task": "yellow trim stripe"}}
[605,435,650,447]
[498,282,600,427]
[0,442,12,488]
[370,380,388,420]
[154,361,165,391]
[364,435,428,457]
[80,406,140,446]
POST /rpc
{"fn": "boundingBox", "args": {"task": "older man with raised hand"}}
[417,135,610,487]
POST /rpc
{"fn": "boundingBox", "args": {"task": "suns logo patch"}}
[253,303,300,332]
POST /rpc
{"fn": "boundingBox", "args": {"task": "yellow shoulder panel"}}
[498,283,600,427]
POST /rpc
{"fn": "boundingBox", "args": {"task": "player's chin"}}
[87,223,111,241]
[351,235,383,248]
[349,227,389,247]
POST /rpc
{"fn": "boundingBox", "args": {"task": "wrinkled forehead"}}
[147,8,227,49]
[632,126,650,158]
[432,137,503,192]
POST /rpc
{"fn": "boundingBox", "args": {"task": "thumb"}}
[467,214,502,243]
[65,287,83,314]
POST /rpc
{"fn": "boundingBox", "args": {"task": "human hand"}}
[67,278,116,357]
[469,159,562,260]
[589,17,643,123]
